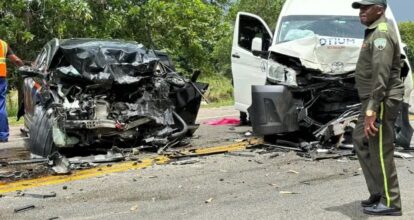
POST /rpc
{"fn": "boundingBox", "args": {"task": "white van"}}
[231,0,413,147]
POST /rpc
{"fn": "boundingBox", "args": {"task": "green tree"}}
[213,0,285,78]
[399,22,414,67]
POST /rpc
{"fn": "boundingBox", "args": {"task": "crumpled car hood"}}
[269,36,363,74]
[51,39,160,85]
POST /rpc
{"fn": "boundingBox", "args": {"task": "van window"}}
[238,15,272,51]
[277,15,364,43]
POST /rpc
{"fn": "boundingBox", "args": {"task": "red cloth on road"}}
[203,117,240,126]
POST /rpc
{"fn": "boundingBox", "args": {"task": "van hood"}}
[269,36,363,74]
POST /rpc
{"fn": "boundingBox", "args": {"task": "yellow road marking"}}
[0,139,262,194]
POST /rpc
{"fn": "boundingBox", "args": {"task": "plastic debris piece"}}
[279,191,299,194]
[130,205,138,211]
[287,170,299,174]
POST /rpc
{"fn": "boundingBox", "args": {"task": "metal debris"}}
[171,159,200,165]
[24,192,57,199]
[50,153,71,175]
[14,205,35,213]
[69,150,125,164]
[7,158,49,165]
[226,151,256,157]
[394,152,414,159]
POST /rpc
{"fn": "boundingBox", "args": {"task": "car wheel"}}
[29,105,55,157]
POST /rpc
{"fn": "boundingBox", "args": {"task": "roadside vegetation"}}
[1,0,413,117]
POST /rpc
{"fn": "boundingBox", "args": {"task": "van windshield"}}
[277,15,365,43]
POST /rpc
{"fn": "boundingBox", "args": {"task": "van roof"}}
[281,0,390,17]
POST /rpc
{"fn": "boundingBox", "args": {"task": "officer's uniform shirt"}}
[355,15,404,112]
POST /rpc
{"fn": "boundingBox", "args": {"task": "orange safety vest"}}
[0,40,8,77]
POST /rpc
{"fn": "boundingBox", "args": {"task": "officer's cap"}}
[352,0,387,9]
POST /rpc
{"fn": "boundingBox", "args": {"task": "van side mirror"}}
[251,37,263,55]
[251,37,270,58]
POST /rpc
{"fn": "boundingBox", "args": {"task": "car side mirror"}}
[18,66,45,78]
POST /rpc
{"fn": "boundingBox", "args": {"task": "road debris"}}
[171,159,200,165]
[205,198,213,203]
[50,153,71,175]
[244,131,253,137]
[287,170,299,174]
[226,151,256,157]
[14,204,35,213]
[130,204,139,211]
[394,152,414,159]
[279,191,299,195]
[204,118,240,126]
[7,158,49,165]
[24,192,57,199]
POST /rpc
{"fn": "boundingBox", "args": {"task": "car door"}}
[231,12,273,113]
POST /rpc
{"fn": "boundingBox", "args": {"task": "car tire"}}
[29,105,55,157]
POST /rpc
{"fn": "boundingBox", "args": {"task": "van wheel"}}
[395,103,413,149]
[29,106,55,157]
[239,111,250,125]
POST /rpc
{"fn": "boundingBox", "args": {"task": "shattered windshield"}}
[277,15,365,43]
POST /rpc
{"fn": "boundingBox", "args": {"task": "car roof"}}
[57,38,142,48]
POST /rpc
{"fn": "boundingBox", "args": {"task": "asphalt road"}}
[1,106,414,219]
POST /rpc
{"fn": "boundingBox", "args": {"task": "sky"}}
[388,0,414,21]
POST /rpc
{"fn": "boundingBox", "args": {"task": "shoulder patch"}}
[378,23,388,32]
[374,38,387,50]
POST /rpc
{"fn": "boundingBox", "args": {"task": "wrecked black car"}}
[19,38,208,157]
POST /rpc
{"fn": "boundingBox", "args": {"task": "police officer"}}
[0,39,23,142]
[352,0,404,216]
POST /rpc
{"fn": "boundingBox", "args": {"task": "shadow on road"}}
[325,201,369,220]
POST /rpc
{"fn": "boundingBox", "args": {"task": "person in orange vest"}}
[0,39,23,142]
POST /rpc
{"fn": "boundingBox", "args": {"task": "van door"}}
[231,12,273,113]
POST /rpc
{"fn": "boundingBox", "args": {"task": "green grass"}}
[6,89,19,117]
[8,116,24,126]
[200,74,234,107]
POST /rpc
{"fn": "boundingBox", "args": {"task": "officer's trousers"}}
[0,78,8,141]
[353,98,402,209]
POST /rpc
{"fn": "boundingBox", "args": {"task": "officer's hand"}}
[364,115,379,137]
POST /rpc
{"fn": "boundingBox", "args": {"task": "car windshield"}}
[277,15,365,43]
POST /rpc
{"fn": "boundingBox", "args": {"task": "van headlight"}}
[267,60,298,87]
